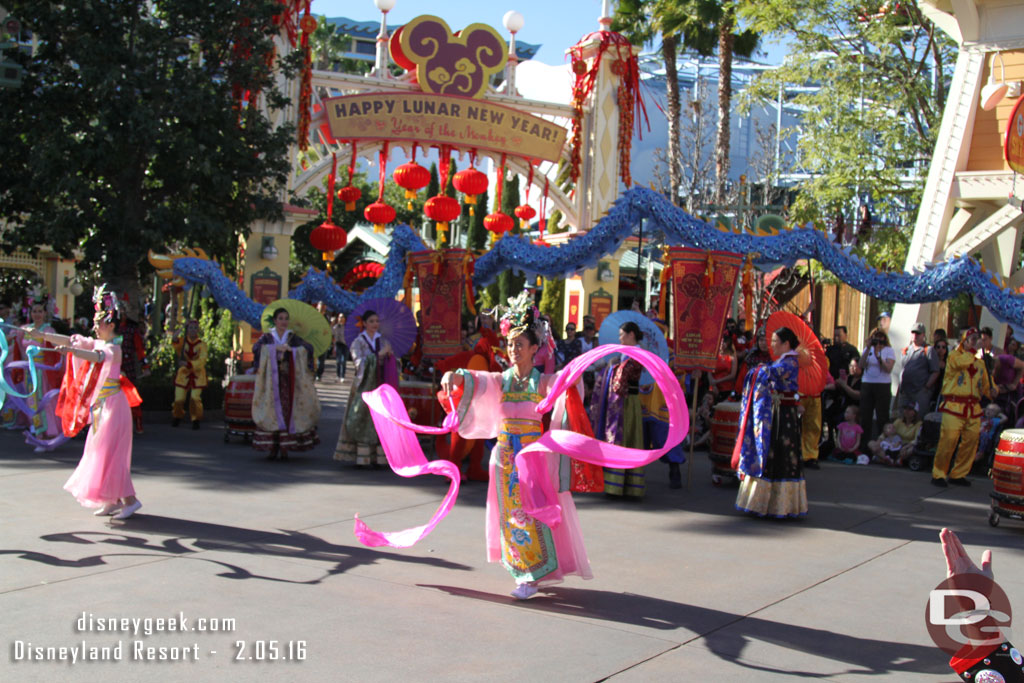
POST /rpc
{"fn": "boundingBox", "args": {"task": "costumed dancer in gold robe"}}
[172,319,207,430]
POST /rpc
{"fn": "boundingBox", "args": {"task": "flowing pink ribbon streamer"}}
[515,345,688,528]
[354,345,688,547]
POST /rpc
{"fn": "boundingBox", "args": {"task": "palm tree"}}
[613,0,683,206]
[660,0,759,203]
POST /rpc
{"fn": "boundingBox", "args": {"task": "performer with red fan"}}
[731,312,825,518]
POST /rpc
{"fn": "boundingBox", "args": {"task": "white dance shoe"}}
[510,583,539,600]
[113,500,142,520]
[94,503,122,516]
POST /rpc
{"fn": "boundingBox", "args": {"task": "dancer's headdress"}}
[495,290,548,345]
[92,284,124,324]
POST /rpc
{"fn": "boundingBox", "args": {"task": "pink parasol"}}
[345,298,418,358]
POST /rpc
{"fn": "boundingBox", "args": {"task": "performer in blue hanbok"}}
[733,326,808,518]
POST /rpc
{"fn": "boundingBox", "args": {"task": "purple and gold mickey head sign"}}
[398,15,507,99]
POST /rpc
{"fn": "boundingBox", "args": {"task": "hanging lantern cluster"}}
[365,143,396,233]
[393,144,430,210]
[337,142,361,210]
[453,152,488,215]
[310,153,348,262]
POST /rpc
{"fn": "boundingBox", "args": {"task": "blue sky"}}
[311,0,788,66]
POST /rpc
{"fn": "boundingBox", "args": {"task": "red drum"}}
[709,401,741,483]
[223,374,256,442]
[400,380,439,427]
[990,428,1024,526]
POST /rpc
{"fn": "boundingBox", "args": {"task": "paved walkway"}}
[1,367,1021,681]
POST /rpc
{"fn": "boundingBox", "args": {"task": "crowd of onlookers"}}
[682,311,1024,474]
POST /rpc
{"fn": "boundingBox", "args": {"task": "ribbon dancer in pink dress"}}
[28,286,142,519]
[441,294,591,599]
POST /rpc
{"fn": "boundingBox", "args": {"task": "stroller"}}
[905,411,943,472]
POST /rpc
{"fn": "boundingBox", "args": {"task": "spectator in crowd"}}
[578,321,597,353]
[831,406,863,462]
[868,403,922,466]
[928,336,949,411]
[976,402,1008,470]
[898,322,939,412]
[876,311,891,335]
[825,325,860,379]
[709,335,738,402]
[557,322,583,368]
[860,328,896,443]
[332,314,348,380]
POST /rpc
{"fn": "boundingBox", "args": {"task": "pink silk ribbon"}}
[354,344,688,547]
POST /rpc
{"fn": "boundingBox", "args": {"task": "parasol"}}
[598,311,670,384]
[765,311,827,396]
[261,300,332,357]
[345,297,418,359]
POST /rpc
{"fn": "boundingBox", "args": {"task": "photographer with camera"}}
[860,328,896,444]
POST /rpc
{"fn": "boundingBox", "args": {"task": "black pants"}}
[860,382,892,443]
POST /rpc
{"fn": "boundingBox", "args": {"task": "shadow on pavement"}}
[419,584,948,678]
[0,516,470,585]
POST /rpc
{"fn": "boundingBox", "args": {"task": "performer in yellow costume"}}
[172,320,207,430]
[931,328,993,487]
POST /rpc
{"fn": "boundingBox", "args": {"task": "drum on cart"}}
[399,380,439,428]
[989,428,1024,527]
[223,374,256,443]
[709,401,741,485]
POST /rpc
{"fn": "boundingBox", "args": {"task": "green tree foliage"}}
[498,173,524,304]
[0,1,296,300]
[424,162,439,241]
[739,0,957,267]
[466,187,489,252]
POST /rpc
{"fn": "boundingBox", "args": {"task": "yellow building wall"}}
[967,49,1024,171]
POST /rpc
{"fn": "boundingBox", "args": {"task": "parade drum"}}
[990,429,1024,525]
[708,401,741,484]
[710,402,741,461]
[399,380,438,427]
[223,374,256,441]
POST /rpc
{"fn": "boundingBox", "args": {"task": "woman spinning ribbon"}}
[28,285,144,519]
[354,291,688,601]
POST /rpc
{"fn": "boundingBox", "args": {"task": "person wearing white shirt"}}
[860,328,896,443]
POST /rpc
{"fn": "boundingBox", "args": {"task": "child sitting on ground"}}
[830,405,863,463]
[868,403,924,466]
[869,423,904,466]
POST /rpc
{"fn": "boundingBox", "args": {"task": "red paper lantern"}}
[364,201,396,233]
[514,204,536,229]
[394,161,430,208]
[309,220,348,262]
[453,168,489,214]
[484,212,513,235]
[337,185,361,211]
[424,195,461,229]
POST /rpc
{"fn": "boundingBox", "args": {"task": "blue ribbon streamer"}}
[0,320,43,400]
